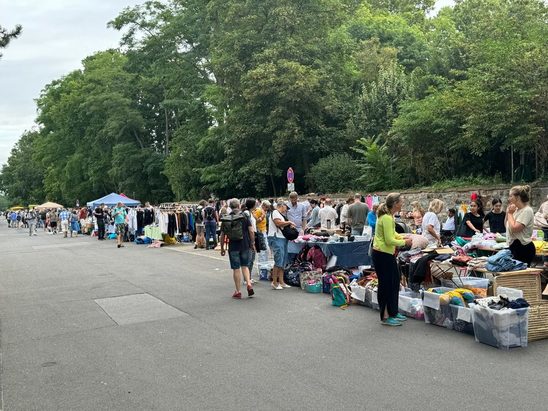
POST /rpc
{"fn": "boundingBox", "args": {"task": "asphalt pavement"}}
[0,219,547,411]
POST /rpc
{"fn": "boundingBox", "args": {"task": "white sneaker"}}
[281,284,292,288]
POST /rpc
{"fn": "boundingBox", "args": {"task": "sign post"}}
[287,167,295,192]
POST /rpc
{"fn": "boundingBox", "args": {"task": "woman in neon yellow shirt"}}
[372,193,412,326]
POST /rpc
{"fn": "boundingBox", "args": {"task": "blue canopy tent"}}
[86,193,141,208]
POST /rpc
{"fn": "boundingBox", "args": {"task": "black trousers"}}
[97,220,105,240]
[372,249,400,321]
[509,240,535,266]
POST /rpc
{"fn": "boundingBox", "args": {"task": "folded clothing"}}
[474,295,530,310]
[486,249,527,272]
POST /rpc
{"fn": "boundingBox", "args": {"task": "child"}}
[484,198,506,234]
[456,200,484,237]
[441,208,456,244]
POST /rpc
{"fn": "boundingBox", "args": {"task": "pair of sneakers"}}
[382,313,407,326]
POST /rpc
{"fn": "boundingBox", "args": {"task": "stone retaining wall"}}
[328,184,548,214]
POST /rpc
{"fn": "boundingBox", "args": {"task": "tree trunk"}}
[132,130,144,149]
[269,171,277,197]
[164,108,170,156]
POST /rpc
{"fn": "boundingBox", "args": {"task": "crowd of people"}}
[3,207,82,237]
[213,187,548,320]
[3,186,547,320]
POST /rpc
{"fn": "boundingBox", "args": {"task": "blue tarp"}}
[86,193,141,208]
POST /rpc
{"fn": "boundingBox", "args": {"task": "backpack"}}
[204,206,215,221]
[307,246,327,270]
[284,262,313,287]
[296,244,312,264]
[220,213,245,241]
[195,206,204,224]
[329,275,351,308]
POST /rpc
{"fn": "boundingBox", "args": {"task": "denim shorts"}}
[228,249,250,270]
[268,236,288,268]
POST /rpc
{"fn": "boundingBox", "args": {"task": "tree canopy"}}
[1,0,546,204]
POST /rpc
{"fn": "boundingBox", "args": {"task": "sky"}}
[0,0,455,167]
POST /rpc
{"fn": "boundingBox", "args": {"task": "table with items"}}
[288,237,371,268]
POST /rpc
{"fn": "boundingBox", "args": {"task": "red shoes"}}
[232,286,254,299]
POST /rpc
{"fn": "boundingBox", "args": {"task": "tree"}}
[307,154,360,193]
[0,24,22,58]
[0,131,45,203]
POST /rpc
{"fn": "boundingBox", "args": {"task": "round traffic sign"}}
[287,167,294,183]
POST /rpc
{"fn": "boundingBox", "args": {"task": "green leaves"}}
[2,0,547,203]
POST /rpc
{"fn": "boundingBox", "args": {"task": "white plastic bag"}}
[362,225,372,241]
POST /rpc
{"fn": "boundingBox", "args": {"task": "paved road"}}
[0,219,547,411]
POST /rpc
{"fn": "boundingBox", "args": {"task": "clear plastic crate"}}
[450,305,474,335]
[422,287,455,329]
[399,291,424,320]
[441,276,489,289]
[470,304,529,349]
[365,287,379,310]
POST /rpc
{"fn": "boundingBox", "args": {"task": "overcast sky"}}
[0,0,455,166]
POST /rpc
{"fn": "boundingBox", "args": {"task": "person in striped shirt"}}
[59,208,71,238]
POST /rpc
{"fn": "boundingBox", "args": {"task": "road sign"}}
[287,167,294,183]
[287,183,295,192]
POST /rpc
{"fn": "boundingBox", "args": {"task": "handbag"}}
[280,215,299,240]
[255,233,267,251]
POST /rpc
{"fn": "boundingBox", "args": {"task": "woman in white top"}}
[267,198,296,290]
[421,199,444,246]
[506,185,535,265]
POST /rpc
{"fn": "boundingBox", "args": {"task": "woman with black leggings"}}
[371,193,412,326]
[506,185,535,266]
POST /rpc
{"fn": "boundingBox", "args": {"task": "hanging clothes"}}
[366,194,373,209]
[137,209,144,231]
[167,213,177,237]
[158,212,169,234]
[127,208,138,235]
[177,211,188,233]
[144,208,154,226]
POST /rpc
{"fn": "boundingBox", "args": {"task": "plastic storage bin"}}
[470,304,529,349]
[399,290,424,320]
[423,287,455,329]
[450,305,474,335]
[365,287,379,310]
[441,277,489,297]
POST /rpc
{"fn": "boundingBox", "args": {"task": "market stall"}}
[86,193,140,208]
[289,239,371,268]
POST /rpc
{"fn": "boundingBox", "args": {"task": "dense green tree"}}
[307,153,360,194]
[1,0,546,203]
[0,131,45,203]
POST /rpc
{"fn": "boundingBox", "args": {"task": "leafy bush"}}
[307,154,360,193]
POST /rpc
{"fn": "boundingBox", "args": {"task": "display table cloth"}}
[288,241,371,268]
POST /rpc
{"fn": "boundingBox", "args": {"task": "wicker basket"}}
[493,270,542,304]
[528,302,548,342]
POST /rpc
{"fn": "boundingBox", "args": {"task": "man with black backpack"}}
[203,198,218,250]
[220,198,255,299]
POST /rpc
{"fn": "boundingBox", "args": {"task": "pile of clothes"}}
[471,296,530,349]
[473,295,529,310]
[486,249,527,272]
